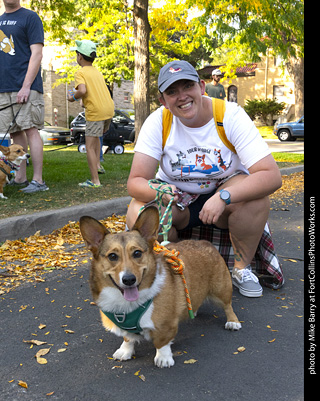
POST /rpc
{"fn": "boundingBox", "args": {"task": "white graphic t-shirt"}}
[135,99,271,194]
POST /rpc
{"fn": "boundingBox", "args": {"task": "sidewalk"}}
[0,166,303,243]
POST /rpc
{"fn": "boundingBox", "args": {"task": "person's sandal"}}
[20,180,49,193]
[78,179,102,188]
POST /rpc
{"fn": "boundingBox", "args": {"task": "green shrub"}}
[244,98,286,125]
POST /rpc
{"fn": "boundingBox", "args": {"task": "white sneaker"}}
[232,266,263,297]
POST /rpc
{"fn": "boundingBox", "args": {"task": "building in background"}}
[198,55,295,121]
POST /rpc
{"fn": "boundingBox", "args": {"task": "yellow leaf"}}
[23,339,47,346]
[237,346,246,352]
[268,338,276,343]
[134,370,140,376]
[139,374,146,381]
[36,357,47,364]
[57,348,67,353]
[65,329,75,334]
[35,348,50,358]
[38,324,46,330]
[184,359,197,364]
[18,380,28,389]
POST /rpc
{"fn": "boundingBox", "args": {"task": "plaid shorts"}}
[178,223,284,290]
[0,91,44,133]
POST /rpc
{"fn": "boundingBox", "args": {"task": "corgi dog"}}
[0,144,30,199]
[195,154,212,170]
[80,206,241,368]
[0,30,15,56]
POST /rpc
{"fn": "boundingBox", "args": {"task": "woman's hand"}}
[161,184,179,206]
[199,192,226,225]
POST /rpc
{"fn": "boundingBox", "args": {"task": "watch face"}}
[221,190,229,200]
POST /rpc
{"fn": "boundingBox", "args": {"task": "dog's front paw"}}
[154,344,175,368]
[225,321,242,331]
[113,339,135,361]
[0,194,8,200]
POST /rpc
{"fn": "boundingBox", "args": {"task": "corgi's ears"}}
[79,216,109,258]
[132,206,159,246]
[0,145,9,155]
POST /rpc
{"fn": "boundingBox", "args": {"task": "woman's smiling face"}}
[160,79,206,128]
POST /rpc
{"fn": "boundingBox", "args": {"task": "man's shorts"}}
[0,91,44,133]
[86,119,112,137]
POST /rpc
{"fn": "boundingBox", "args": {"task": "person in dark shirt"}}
[0,0,48,193]
[205,69,226,100]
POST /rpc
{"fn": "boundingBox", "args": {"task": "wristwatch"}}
[219,189,231,205]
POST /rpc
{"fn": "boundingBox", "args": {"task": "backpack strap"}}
[162,99,236,154]
[162,108,173,149]
[211,98,236,154]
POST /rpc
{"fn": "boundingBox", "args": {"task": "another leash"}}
[153,240,194,319]
[0,103,23,145]
[145,179,175,245]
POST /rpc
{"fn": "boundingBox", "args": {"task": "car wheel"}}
[78,143,87,153]
[114,144,124,154]
[278,129,291,142]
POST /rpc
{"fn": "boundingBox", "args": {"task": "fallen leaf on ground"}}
[237,346,246,352]
[23,339,47,346]
[18,380,28,389]
[35,348,50,357]
[184,359,197,364]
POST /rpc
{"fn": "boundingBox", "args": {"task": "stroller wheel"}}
[113,144,124,154]
[78,143,87,153]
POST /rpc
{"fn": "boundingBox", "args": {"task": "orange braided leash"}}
[153,241,195,319]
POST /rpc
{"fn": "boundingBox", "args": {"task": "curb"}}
[0,196,131,242]
[0,166,304,242]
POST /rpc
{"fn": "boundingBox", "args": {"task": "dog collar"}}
[0,156,19,171]
[101,298,153,334]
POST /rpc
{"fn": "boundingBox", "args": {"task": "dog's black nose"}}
[122,273,136,287]
[26,154,30,159]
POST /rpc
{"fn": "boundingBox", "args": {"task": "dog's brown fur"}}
[0,144,30,199]
[80,206,241,368]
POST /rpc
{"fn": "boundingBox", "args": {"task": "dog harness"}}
[0,157,15,180]
[101,298,153,334]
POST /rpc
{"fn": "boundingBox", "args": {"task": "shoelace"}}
[240,268,259,283]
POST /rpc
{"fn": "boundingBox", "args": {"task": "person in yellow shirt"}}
[68,40,114,188]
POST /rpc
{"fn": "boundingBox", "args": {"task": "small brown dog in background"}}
[0,144,30,199]
[80,206,241,368]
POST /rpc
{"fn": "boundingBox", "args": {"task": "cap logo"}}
[169,67,182,73]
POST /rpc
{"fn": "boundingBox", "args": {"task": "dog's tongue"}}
[123,287,139,302]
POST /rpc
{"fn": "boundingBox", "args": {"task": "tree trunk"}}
[286,57,304,119]
[133,0,151,140]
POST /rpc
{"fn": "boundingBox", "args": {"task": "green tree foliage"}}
[187,0,304,116]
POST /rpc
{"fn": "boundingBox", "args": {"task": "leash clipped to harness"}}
[153,240,195,320]
[145,179,175,245]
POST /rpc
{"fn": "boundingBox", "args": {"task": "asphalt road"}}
[0,192,304,401]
